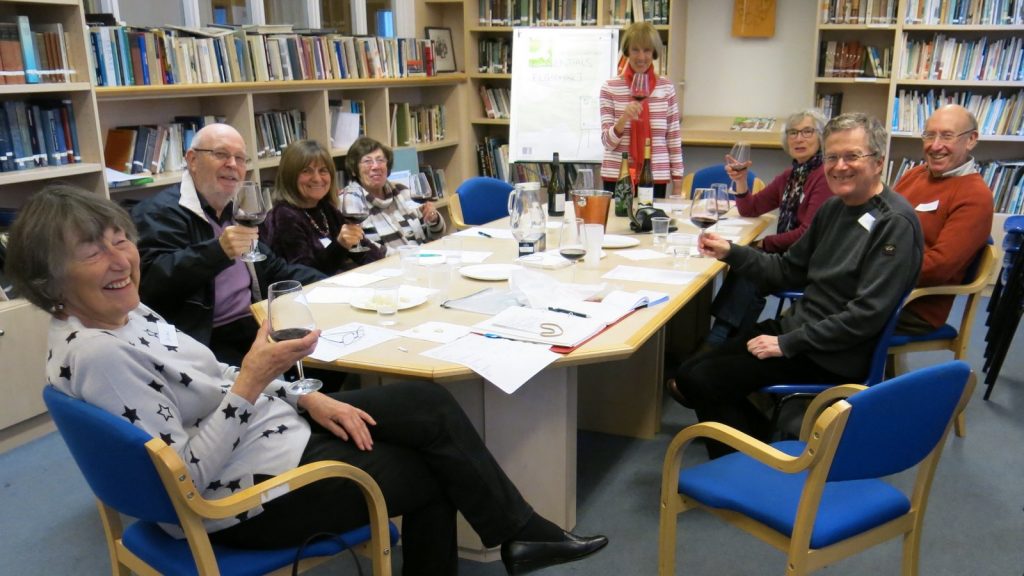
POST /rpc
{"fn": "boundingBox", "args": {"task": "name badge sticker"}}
[157,322,180,348]
[915,200,939,212]
[857,212,876,232]
[319,237,332,248]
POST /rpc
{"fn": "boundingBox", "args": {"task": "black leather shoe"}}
[500,530,608,574]
[666,378,693,408]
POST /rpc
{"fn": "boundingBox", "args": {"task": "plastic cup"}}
[444,236,463,270]
[652,216,670,250]
[584,223,604,269]
[667,233,694,269]
[375,286,398,326]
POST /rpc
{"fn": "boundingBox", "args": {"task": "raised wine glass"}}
[559,217,587,281]
[415,173,434,202]
[630,72,651,104]
[267,280,323,396]
[726,141,752,189]
[689,188,720,257]
[340,188,371,253]
[233,181,270,262]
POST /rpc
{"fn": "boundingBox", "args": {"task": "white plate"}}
[349,292,428,312]
[459,264,524,281]
[602,234,641,249]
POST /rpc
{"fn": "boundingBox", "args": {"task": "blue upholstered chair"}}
[760,293,906,436]
[43,386,398,576]
[679,164,764,199]
[449,176,514,229]
[983,216,1024,400]
[888,243,996,437]
[659,361,974,576]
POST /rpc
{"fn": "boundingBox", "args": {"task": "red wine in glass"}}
[630,72,651,103]
[340,190,371,253]
[690,216,718,230]
[269,327,313,341]
[559,247,587,262]
[233,181,269,262]
[267,280,322,396]
[234,214,266,227]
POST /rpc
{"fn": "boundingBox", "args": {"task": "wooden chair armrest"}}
[148,444,388,523]
[448,193,469,230]
[798,384,866,440]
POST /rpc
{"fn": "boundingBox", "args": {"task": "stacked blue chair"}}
[659,361,975,576]
[43,386,398,576]
[982,215,1024,399]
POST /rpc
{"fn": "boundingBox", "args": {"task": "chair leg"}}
[954,410,966,438]
[900,527,922,576]
[658,509,679,576]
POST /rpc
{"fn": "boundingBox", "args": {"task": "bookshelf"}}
[813,0,1024,209]
[463,0,686,181]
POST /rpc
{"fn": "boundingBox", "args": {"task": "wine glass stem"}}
[294,361,306,380]
[249,238,259,257]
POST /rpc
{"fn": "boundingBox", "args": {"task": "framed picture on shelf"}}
[425,27,456,73]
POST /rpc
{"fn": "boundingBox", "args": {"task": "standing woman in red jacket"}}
[599,22,684,198]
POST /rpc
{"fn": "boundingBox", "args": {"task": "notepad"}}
[547,289,669,324]
[474,306,606,348]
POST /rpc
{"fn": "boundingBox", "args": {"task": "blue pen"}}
[478,231,493,238]
[548,307,589,318]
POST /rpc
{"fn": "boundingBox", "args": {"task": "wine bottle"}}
[637,138,654,208]
[547,152,565,217]
[613,152,632,217]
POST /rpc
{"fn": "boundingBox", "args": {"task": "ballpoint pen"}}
[548,307,589,318]
[477,230,493,238]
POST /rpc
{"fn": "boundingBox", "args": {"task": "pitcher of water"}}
[508,181,546,242]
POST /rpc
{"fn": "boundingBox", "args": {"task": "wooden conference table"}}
[253,206,769,560]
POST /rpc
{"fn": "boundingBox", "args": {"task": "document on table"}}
[616,248,670,261]
[548,289,670,324]
[429,249,492,264]
[602,265,698,286]
[321,271,386,288]
[453,227,516,239]
[400,321,473,344]
[312,322,401,361]
[474,306,606,347]
[421,333,560,394]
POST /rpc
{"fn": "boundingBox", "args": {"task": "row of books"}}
[477,0,601,26]
[904,0,1024,24]
[608,0,670,25]
[87,24,438,87]
[0,100,80,173]
[476,136,510,181]
[0,17,74,85]
[102,115,225,177]
[899,34,1024,82]
[389,103,447,148]
[983,160,1024,213]
[328,100,366,151]
[819,41,892,78]
[254,110,307,160]
[479,85,511,119]
[819,0,899,24]
[892,88,1024,135]
[478,38,511,74]
[815,92,845,119]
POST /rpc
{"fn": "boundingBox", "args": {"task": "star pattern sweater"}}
[894,164,993,329]
[46,304,310,535]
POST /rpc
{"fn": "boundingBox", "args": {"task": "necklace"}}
[304,207,330,237]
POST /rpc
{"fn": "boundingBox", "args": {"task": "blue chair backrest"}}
[864,292,908,386]
[690,164,757,198]
[43,386,179,524]
[827,360,969,481]
[456,177,514,225]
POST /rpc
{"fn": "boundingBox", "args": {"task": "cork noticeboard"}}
[732,0,777,38]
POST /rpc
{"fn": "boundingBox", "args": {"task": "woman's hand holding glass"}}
[340,190,371,253]
[267,280,323,396]
[337,223,364,251]
[232,320,319,405]
[725,142,752,194]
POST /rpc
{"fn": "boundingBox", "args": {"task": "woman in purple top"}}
[263,140,384,275]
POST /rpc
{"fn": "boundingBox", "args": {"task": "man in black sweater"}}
[669,113,923,458]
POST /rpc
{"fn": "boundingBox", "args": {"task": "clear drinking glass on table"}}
[267,280,322,396]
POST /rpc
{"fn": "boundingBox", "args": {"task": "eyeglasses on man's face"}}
[786,127,816,139]
[823,152,878,166]
[920,129,974,144]
[359,156,388,168]
[193,148,250,165]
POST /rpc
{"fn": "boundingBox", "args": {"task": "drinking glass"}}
[710,183,732,219]
[630,72,651,103]
[340,189,371,253]
[233,181,270,262]
[559,218,587,281]
[574,168,594,191]
[410,173,433,202]
[689,188,720,256]
[726,141,752,186]
[374,286,399,326]
[651,216,671,250]
[267,280,322,396]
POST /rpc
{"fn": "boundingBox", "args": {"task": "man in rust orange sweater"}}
[893,104,993,334]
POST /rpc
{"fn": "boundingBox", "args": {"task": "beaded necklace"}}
[305,207,330,237]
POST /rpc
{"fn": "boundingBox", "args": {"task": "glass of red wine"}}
[340,188,371,253]
[233,181,270,262]
[630,72,651,104]
[267,280,322,396]
[689,188,720,258]
[559,217,587,281]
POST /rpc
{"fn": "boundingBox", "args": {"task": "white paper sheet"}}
[602,265,698,286]
[322,271,387,287]
[312,322,401,361]
[428,249,492,264]
[615,248,671,261]
[421,333,560,394]
[453,227,516,239]
[307,286,357,304]
[400,321,473,344]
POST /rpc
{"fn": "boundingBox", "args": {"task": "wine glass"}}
[340,189,370,253]
[410,173,433,203]
[710,183,732,219]
[233,181,270,262]
[559,217,587,281]
[630,72,651,104]
[267,280,323,396]
[689,188,720,257]
[726,141,752,186]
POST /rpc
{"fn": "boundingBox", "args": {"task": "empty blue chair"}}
[450,176,514,228]
[659,361,974,576]
[43,386,398,576]
[680,164,763,199]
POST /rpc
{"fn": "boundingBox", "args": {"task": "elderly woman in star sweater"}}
[7,184,607,575]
